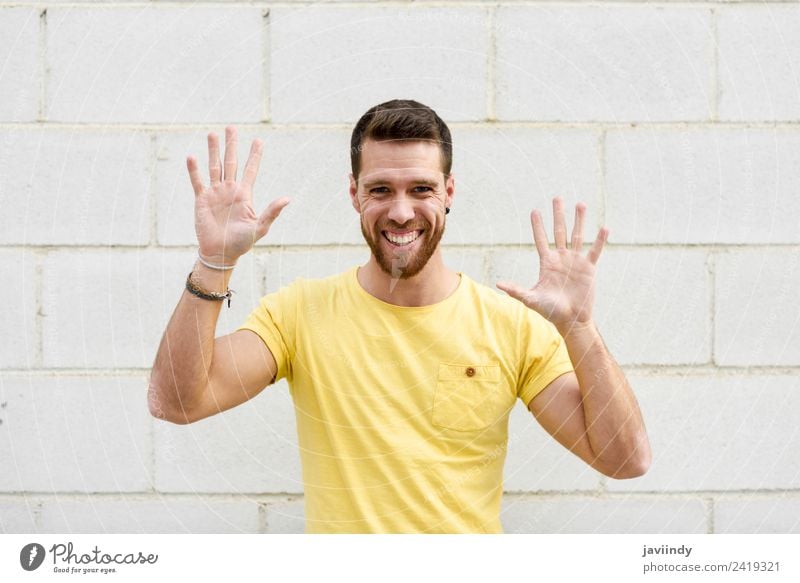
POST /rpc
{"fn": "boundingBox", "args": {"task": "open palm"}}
[187,126,290,264]
[496,197,608,336]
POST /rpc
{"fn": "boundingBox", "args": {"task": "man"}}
[148,99,651,533]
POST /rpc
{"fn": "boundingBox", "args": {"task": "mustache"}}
[379,223,429,231]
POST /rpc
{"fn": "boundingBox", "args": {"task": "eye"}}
[369,187,389,194]
[413,186,433,192]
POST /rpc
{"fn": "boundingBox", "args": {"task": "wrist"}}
[190,259,234,294]
[198,250,239,269]
[556,318,598,340]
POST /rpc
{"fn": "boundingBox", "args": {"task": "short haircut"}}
[350,99,453,181]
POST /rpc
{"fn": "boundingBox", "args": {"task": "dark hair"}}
[350,99,452,181]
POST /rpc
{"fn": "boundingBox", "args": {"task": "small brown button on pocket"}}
[433,363,503,431]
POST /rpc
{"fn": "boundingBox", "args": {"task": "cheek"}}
[422,200,444,220]
[360,206,382,226]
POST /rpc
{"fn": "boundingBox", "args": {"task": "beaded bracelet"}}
[197,252,237,271]
[186,271,235,308]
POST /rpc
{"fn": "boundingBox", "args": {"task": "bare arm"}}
[147,263,279,424]
[148,126,290,424]
[527,325,650,478]
[498,197,651,478]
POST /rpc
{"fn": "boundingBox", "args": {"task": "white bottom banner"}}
[2,534,798,582]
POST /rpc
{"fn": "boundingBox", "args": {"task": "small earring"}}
[445,207,450,215]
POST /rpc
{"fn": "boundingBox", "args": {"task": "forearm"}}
[559,320,651,477]
[148,260,233,422]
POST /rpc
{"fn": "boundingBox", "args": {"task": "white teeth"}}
[385,231,421,245]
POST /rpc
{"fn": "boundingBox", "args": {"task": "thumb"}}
[496,280,531,304]
[255,197,291,241]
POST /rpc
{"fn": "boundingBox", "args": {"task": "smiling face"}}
[349,138,454,279]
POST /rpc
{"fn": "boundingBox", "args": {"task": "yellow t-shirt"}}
[237,266,574,533]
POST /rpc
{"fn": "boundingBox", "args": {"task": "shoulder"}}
[273,267,353,300]
[462,275,527,318]
[462,275,556,334]
[253,268,353,322]
[295,267,352,291]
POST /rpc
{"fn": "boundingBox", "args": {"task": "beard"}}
[360,215,446,280]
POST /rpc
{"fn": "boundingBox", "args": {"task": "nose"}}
[386,195,415,224]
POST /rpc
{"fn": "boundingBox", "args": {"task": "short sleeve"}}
[516,307,575,408]
[236,281,300,383]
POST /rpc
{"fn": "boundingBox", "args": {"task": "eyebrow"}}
[361,178,439,189]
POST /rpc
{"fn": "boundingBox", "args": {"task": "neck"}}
[357,250,460,307]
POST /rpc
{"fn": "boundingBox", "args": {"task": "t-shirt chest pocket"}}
[431,363,507,431]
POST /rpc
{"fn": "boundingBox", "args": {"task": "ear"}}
[445,173,455,210]
[349,173,361,213]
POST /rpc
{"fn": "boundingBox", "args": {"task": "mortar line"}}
[6,120,800,130]
[149,133,158,247]
[147,404,157,494]
[710,6,720,122]
[502,488,800,497]
[480,249,489,284]
[598,129,607,229]
[258,499,268,533]
[34,250,44,369]
[709,251,717,366]
[707,496,715,533]
[4,489,800,500]
[5,2,798,8]
[261,8,270,123]
[486,5,496,122]
[38,8,47,122]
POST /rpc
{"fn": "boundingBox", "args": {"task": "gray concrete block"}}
[501,494,708,533]
[270,6,489,122]
[39,496,261,533]
[0,375,153,493]
[715,251,800,366]
[153,380,302,494]
[46,7,263,123]
[0,129,151,245]
[608,374,800,493]
[606,129,800,244]
[495,6,713,122]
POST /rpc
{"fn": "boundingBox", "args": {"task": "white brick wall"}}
[153,380,302,494]
[718,6,800,122]
[608,374,800,493]
[264,497,305,534]
[504,401,602,493]
[494,6,714,122]
[605,129,800,244]
[38,497,261,534]
[714,251,800,366]
[2,0,798,535]
[452,127,601,244]
[501,495,709,534]
[715,495,800,534]
[0,8,40,122]
[0,499,39,533]
[46,7,265,124]
[0,251,37,368]
[41,250,261,368]
[0,375,152,492]
[0,129,152,245]
[269,6,489,123]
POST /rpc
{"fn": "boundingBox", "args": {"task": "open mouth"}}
[382,229,424,248]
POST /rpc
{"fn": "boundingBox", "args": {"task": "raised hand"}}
[187,126,290,265]
[496,197,609,335]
